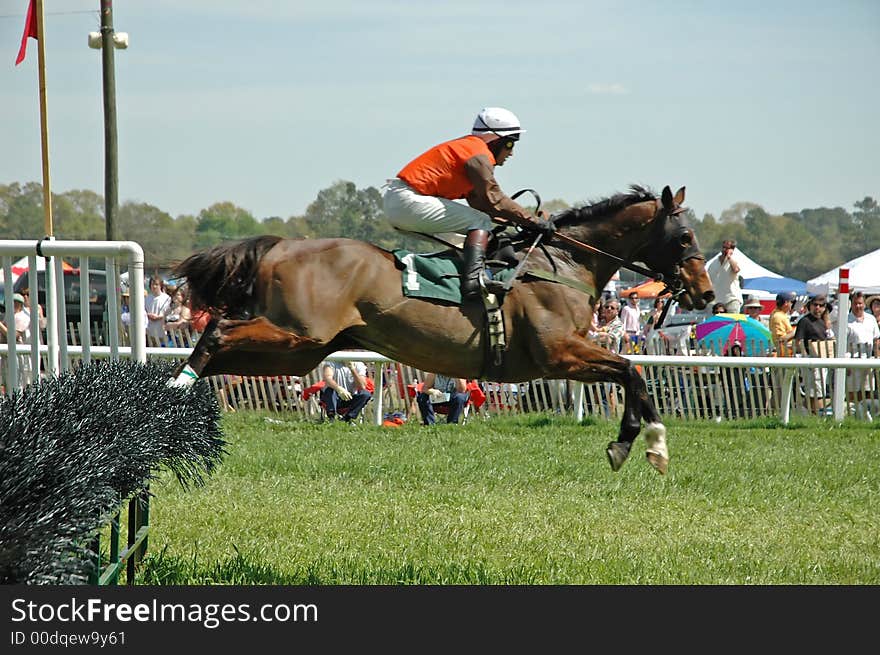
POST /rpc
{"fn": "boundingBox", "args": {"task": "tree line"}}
[1,180,877,283]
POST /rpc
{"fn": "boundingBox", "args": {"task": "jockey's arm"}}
[463,154,535,228]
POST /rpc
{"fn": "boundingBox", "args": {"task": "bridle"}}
[504,191,704,329]
[542,203,703,298]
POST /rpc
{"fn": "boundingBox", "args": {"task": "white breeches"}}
[382,178,494,234]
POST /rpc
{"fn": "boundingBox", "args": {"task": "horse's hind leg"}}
[169,318,221,386]
[169,317,329,386]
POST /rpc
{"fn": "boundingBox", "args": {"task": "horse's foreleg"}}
[638,382,668,474]
[607,363,668,474]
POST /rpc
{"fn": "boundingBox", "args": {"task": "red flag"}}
[15,0,37,66]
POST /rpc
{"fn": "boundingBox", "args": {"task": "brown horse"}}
[171,185,713,473]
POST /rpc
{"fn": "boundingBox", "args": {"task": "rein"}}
[547,231,663,281]
[497,193,703,330]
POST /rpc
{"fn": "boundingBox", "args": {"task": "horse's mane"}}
[552,185,656,228]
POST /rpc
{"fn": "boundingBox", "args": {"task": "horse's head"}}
[636,186,715,310]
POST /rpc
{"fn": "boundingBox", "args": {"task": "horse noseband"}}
[643,213,704,294]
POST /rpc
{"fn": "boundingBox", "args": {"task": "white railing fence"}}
[2,240,877,425]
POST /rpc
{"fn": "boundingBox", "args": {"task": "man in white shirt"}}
[846,291,880,419]
[320,360,373,422]
[706,239,742,314]
[619,292,642,351]
[145,276,171,345]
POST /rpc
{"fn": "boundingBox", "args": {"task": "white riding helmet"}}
[471,107,526,139]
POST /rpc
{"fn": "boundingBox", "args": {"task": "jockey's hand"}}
[427,388,446,402]
[532,216,556,238]
[336,387,353,402]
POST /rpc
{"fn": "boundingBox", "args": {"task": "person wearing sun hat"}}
[3,293,31,343]
[867,294,880,331]
[742,297,763,321]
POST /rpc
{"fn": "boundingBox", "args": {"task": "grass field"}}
[138,412,880,585]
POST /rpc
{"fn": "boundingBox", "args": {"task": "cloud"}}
[587,83,629,95]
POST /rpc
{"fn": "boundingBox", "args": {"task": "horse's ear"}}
[674,186,686,206]
[661,185,674,211]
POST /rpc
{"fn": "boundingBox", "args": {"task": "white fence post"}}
[833,269,850,421]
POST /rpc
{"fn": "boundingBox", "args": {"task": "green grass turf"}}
[137,412,880,584]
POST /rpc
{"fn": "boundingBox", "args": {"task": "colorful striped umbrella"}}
[694,313,771,356]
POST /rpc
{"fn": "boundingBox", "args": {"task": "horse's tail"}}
[172,235,283,316]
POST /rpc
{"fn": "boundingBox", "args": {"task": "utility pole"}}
[100,0,118,241]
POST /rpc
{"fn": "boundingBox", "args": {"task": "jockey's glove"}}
[533,217,557,238]
[337,388,353,402]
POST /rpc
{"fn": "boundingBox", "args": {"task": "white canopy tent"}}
[807,248,880,296]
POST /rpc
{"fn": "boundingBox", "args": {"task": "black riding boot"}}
[461,229,505,299]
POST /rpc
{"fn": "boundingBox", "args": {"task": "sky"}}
[1,1,878,223]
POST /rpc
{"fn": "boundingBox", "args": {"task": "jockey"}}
[383,107,554,299]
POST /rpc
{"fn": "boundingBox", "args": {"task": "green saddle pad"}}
[392,249,514,304]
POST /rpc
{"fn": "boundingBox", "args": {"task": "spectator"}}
[722,341,753,417]
[145,276,171,346]
[120,291,131,333]
[11,293,29,342]
[1,293,29,343]
[19,288,46,336]
[794,294,832,414]
[711,302,727,315]
[845,291,880,420]
[642,297,671,354]
[320,360,373,422]
[706,240,742,314]
[165,286,192,338]
[620,291,642,351]
[382,107,551,299]
[868,295,880,330]
[822,300,835,339]
[416,372,470,425]
[742,298,763,322]
[769,292,797,356]
[594,299,624,352]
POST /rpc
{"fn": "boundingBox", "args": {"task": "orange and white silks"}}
[397,135,495,199]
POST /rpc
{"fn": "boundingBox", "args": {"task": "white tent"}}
[807,247,880,296]
[704,249,783,280]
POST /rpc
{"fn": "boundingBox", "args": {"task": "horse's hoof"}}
[644,422,669,475]
[606,441,631,472]
[645,451,668,475]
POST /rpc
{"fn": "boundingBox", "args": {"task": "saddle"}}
[390,235,519,305]
[391,235,520,366]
